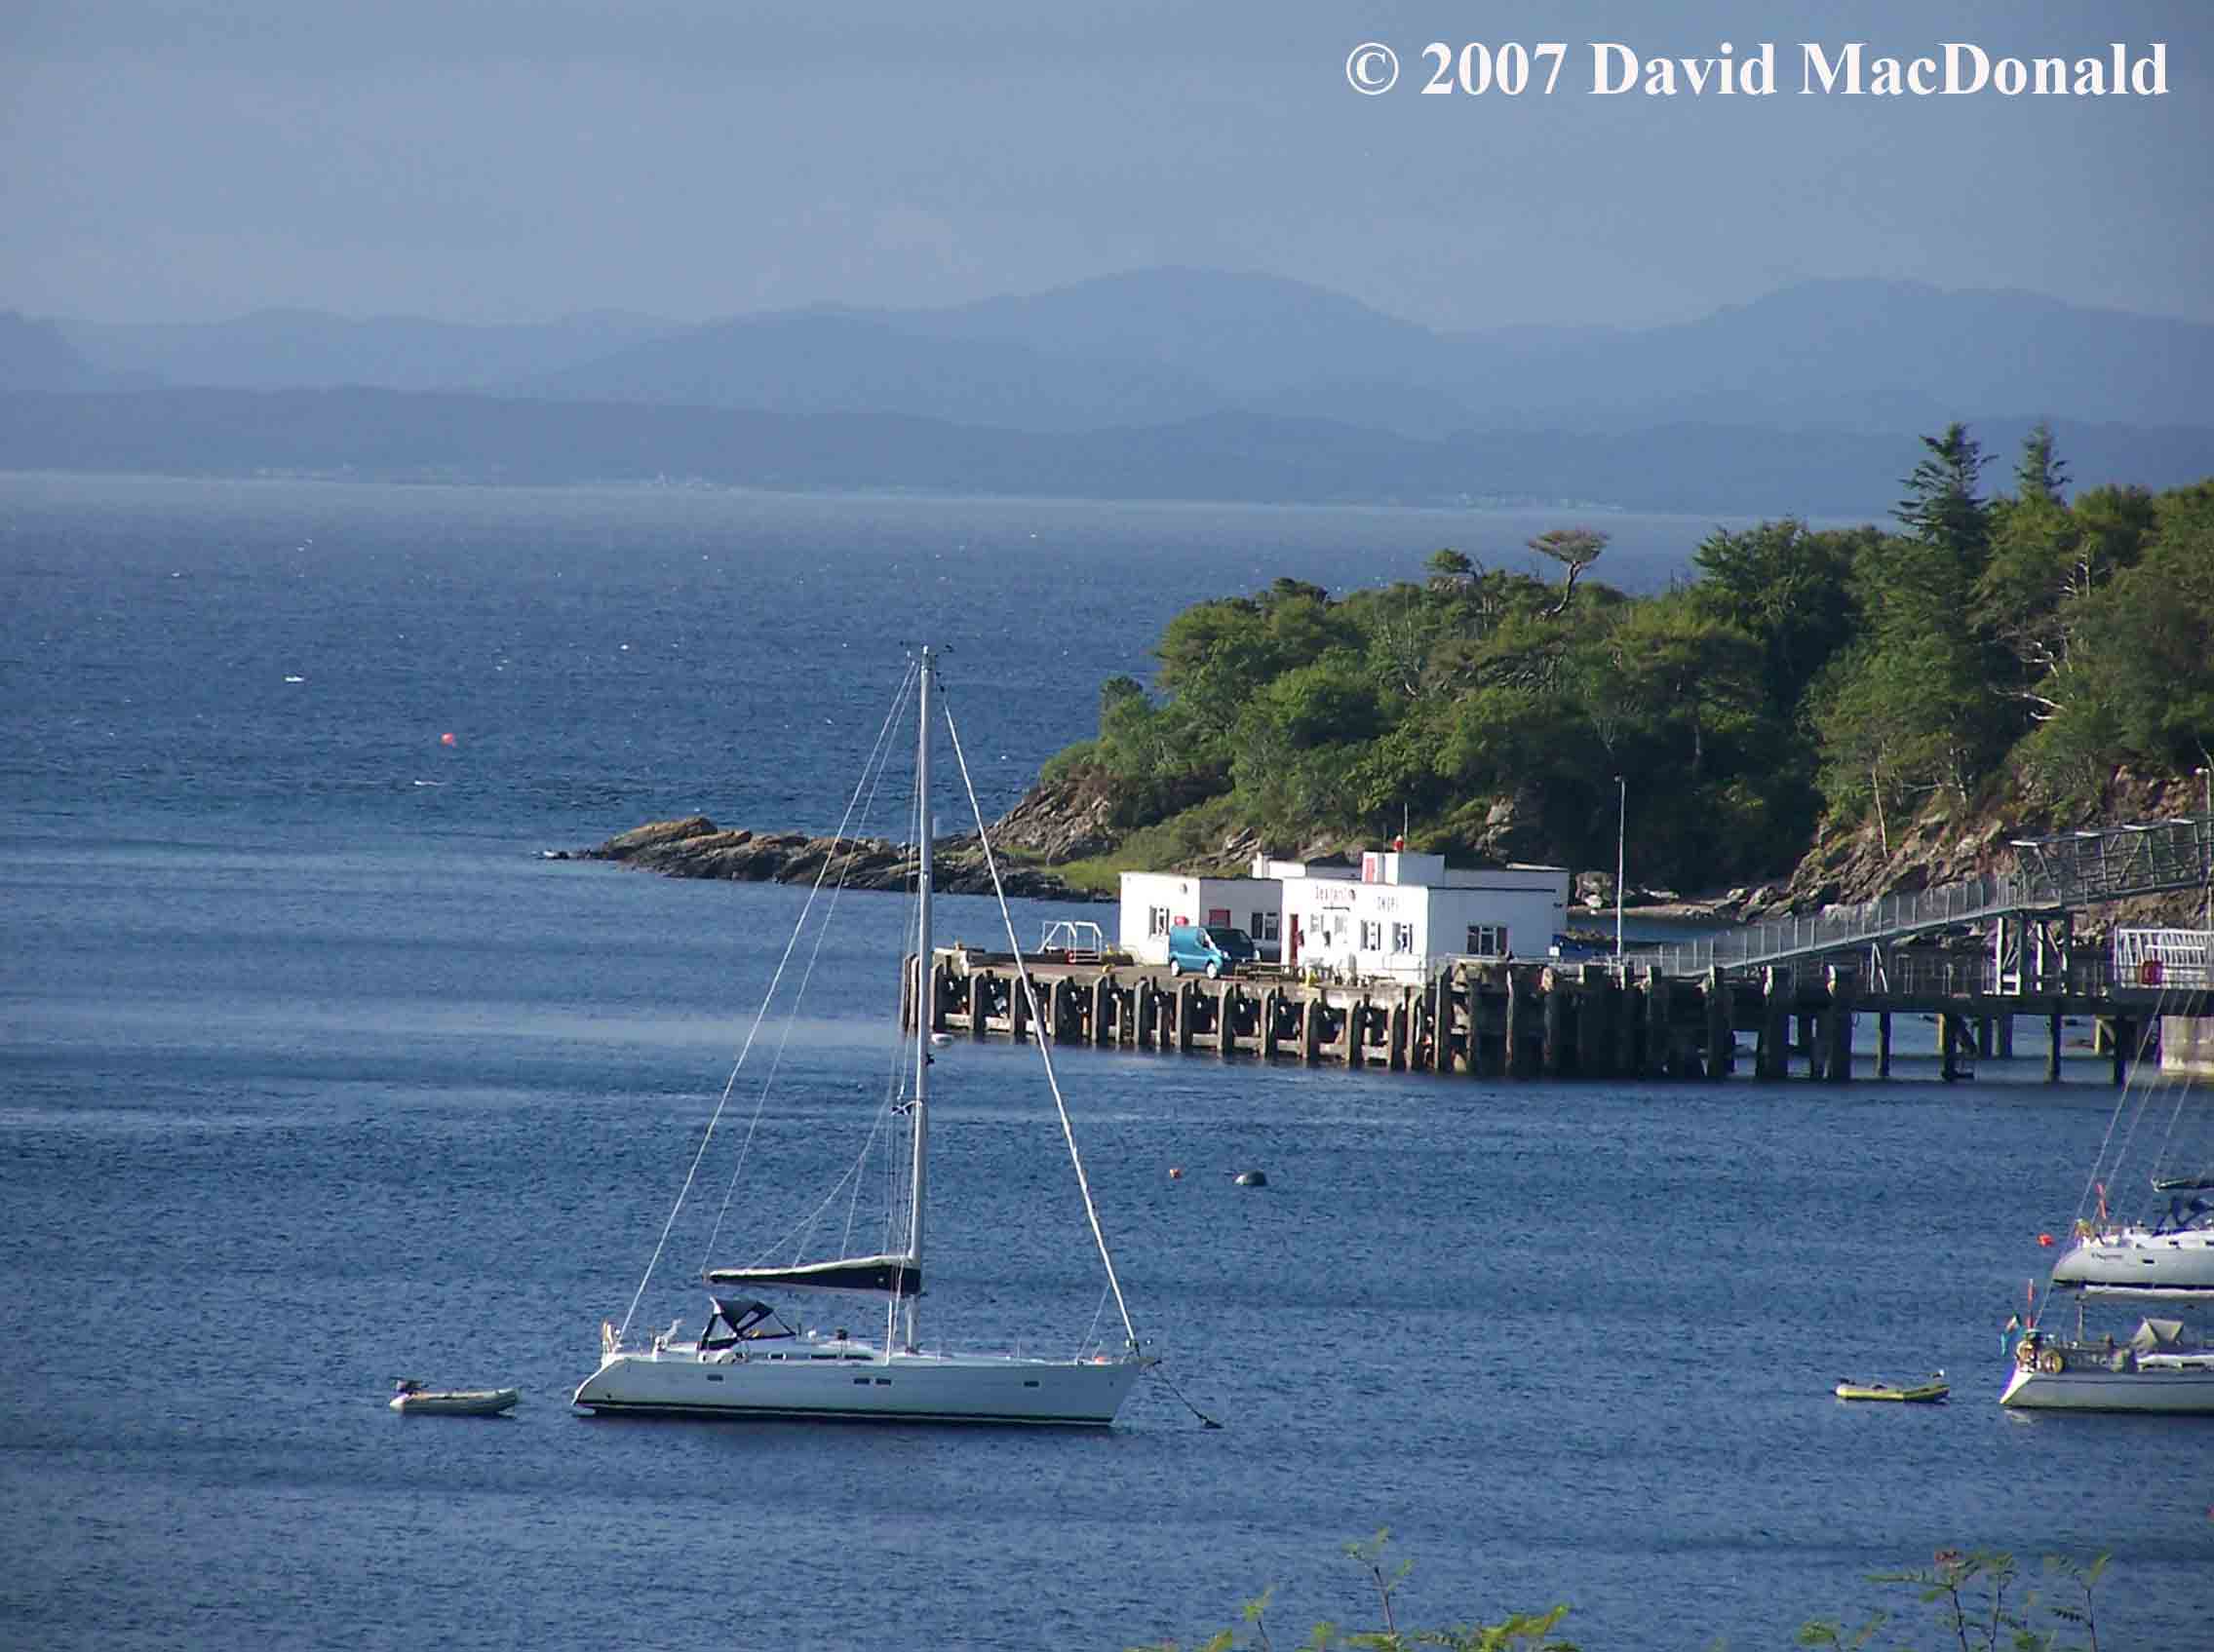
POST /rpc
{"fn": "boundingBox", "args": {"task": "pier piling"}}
[910,945,2198,1089]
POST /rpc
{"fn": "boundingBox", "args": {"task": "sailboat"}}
[2003,957,2214,1411]
[2045,1196,2214,1298]
[573,647,1150,1425]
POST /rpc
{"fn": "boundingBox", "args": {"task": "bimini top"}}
[700,1297,793,1346]
[705,1253,922,1297]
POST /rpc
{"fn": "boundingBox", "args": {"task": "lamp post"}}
[1613,774,1626,960]
[2197,765,2211,931]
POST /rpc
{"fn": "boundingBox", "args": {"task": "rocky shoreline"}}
[575,764,2209,937]
[577,815,1110,903]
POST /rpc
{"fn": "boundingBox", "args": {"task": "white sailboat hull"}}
[573,1342,1145,1426]
[2000,1354,2214,1412]
[2048,1227,2214,1298]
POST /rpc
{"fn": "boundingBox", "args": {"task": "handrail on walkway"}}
[1633,812,2212,979]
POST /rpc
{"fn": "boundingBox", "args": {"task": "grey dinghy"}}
[390,1379,521,1416]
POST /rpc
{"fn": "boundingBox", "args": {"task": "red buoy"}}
[440,732,457,747]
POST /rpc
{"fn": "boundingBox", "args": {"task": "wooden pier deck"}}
[905,947,2214,1084]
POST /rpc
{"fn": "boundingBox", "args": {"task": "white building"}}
[1117,850,1570,982]
[1117,871,1286,964]
[1278,851,1568,983]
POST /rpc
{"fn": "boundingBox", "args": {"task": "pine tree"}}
[2015,420,2069,503]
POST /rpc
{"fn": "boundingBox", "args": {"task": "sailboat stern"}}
[2000,1327,2214,1412]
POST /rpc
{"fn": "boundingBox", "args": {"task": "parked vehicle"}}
[1167,924,1256,979]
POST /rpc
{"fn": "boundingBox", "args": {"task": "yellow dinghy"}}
[1833,1376,1948,1402]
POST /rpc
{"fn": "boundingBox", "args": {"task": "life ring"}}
[2139,958,2163,985]
[2038,1348,2065,1375]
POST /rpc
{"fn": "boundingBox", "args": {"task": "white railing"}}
[2113,928,2214,990]
[1039,919,1107,957]
[1635,872,2044,976]
[1631,813,2213,980]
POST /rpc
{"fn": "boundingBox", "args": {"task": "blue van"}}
[1166,923,1257,978]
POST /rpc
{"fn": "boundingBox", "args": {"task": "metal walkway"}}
[1639,813,2213,978]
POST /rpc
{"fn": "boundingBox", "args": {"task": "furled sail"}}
[705,1253,922,1296]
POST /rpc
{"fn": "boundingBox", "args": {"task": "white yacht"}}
[2000,1317,2214,1412]
[2005,964,2214,1411]
[574,647,1149,1426]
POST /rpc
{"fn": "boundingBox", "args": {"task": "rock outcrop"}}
[584,816,1107,903]
[989,775,1122,864]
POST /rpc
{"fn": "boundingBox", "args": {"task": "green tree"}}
[2055,480,2214,771]
[1893,422,1993,562]
[1594,598,1766,777]
[1424,548,1475,589]
[1526,527,1608,616]
[2014,419,2069,503]
[1689,518,1865,720]
[1812,634,1970,848]
[1227,653,1386,837]
[1813,426,2010,823]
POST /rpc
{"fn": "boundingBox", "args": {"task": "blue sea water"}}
[2,473,2208,1651]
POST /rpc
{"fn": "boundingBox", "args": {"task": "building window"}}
[1206,906,1231,927]
[1466,924,1508,957]
[1251,911,1280,943]
[1148,905,1172,938]
[1391,922,1415,954]
[1359,920,1382,950]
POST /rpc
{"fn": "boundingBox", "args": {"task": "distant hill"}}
[0,312,102,391]
[54,308,680,392]
[523,270,1514,435]
[3,385,2207,517]
[1445,279,2214,434]
[11,270,2209,512]
[520,310,1225,432]
[517,270,2214,439]
[32,272,2214,442]
[874,267,1455,391]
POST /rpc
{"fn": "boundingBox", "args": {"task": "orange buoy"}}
[2038,1233,2055,1247]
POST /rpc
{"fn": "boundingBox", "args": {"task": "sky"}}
[4,0,2211,331]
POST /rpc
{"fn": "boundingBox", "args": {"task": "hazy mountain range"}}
[5,270,2210,513]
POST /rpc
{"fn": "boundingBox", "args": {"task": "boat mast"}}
[906,646,934,1351]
